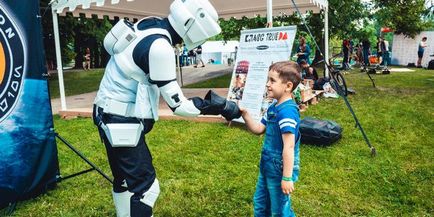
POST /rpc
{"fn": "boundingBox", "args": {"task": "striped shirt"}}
[261,99,299,135]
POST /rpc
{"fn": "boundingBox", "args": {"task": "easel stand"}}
[55,133,113,184]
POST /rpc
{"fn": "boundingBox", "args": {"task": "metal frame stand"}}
[0,134,113,216]
[55,133,113,184]
[367,72,376,88]
[341,94,377,156]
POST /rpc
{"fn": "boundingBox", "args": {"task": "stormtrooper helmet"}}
[168,0,221,50]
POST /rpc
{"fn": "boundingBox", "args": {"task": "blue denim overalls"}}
[253,100,300,217]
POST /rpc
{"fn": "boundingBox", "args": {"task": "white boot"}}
[112,190,134,217]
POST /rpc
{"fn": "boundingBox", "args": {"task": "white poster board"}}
[227,26,297,123]
[391,31,434,67]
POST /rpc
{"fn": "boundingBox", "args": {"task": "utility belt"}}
[100,121,144,148]
[95,98,136,117]
[94,102,144,148]
[94,83,159,120]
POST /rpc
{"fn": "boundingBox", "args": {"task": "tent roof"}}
[52,0,327,20]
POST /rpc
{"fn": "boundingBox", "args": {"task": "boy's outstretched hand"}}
[239,107,247,116]
[281,180,294,195]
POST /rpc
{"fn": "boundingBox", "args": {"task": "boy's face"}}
[266,70,293,100]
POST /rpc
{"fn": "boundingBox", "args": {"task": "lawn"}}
[184,73,233,88]
[48,68,105,98]
[10,68,434,216]
[47,68,231,98]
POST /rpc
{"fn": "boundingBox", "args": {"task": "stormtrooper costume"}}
[92,0,241,216]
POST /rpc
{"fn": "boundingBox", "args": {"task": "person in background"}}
[380,37,390,66]
[376,37,383,65]
[342,38,350,70]
[349,37,354,66]
[188,49,195,66]
[83,47,91,70]
[241,61,302,217]
[356,42,364,66]
[174,44,181,67]
[182,44,188,66]
[194,45,205,68]
[417,37,428,68]
[362,38,371,66]
[296,36,311,64]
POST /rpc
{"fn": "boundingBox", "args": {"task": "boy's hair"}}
[422,37,427,40]
[269,61,302,91]
[299,60,308,65]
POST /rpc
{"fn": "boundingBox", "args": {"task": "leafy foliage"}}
[39,0,432,69]
[372,0,434,37]
[40,0,112,69]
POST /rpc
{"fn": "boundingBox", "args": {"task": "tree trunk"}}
[100,42,109,68]
[73,27,84,69]
[90,37,99,68]
[312,35,325,66]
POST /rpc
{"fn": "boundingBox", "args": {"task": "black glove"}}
[190,90,241,121]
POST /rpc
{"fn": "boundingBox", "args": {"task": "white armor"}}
[113,190,134,217]
[103,18,172,83]
[140,178,160,208]
[168,0,221,50]
[112,180,133,217]
[96,0,222,121]
[111,179,160,217]
[94,1,222,216]
[96,17,207,121]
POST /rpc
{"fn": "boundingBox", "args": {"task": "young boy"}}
[241,61,301,217]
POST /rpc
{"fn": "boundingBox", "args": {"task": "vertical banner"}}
[227,26,297,123]
[0,0,59,208]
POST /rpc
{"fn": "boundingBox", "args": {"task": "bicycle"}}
[311,55,348,97]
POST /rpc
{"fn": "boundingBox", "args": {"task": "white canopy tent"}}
[50,0,328,110]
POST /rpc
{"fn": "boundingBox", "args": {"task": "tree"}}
[373,0,434,38]
[216,16,269,41]
[217,1,370,63]
[40,0,112,69]
[72,14,112,69]
[40,0,75,69]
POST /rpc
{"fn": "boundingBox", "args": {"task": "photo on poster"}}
[228,60,249,101]
[226,26,297,123]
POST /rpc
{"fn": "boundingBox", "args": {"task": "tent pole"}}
[52,9,67,110]
[267,0,273,26]
[324,5,329,77]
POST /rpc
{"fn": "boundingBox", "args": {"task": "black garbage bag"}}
[300,117,342,146]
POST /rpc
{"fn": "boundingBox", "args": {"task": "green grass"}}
[48,68,229,97]
[48,69,105,98]
[10,69,434,216]
[184,73,233,88]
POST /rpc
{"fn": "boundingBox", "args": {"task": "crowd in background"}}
[341,37,390,70]
[175,44,205,68]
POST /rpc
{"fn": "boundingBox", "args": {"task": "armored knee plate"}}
[112,190,134,217]
[140,178,160,208]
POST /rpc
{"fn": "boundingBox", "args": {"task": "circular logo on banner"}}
[0,3,27,123]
